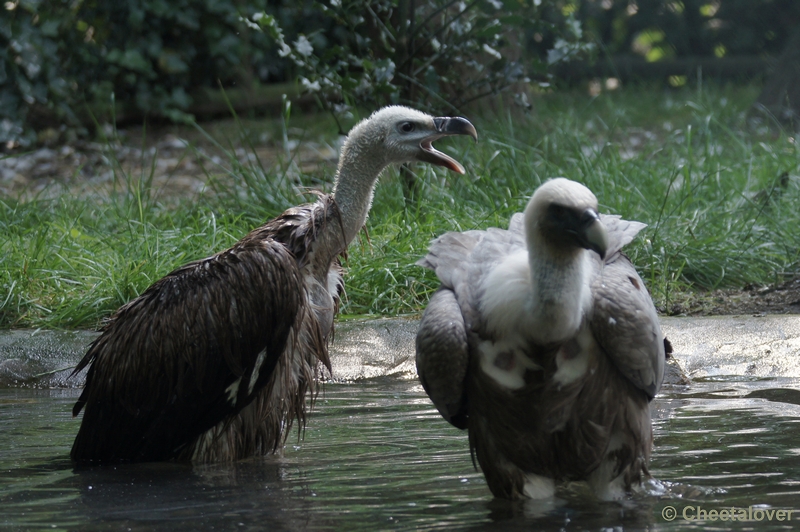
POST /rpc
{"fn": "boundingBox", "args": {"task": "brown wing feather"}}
[71,237,303,463]
[174,196,343,462]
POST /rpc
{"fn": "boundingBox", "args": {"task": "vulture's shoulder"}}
[599,214,647,259]
[419,219,525,286]
[71,236,307,461]
[244,195,341,266]
[418,220,525,324]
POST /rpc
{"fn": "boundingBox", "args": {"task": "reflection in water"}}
[2,378,800,530]
[745,387,800,407]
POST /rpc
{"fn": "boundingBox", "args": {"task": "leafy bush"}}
[250,0,591,119]
[74,0,275,121]
[1,0,277,147]
[2,0,593,148]
[0,1,83,147]
[3,0,798,149]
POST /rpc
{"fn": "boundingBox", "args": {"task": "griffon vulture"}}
[71,106,477,463]
[415,178,664,500]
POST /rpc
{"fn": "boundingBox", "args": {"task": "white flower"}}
[278,43,292,58]
[294,35,314,57]
[547,38,574,64]
[300,77,321,92]
[374,61,395,84]
[241,17,260,30]
[567,18,582,38]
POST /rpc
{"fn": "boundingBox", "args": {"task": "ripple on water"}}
[2,378,800,530]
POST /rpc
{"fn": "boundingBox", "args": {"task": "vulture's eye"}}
[399,122,416,133]
[549,204,569,220]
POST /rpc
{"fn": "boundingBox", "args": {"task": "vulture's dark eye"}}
[549,204,569,220]
[399,122,416,133]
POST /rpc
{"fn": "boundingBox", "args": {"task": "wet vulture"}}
[71,106,477,464]
[415,178,665,500]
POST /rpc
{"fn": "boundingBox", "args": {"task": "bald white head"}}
[332,106,477,245]
[338,105,478,175]
[524,178,608,259]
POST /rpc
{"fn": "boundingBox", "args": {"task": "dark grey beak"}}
[577,209,608,260]
[432,117,479,142]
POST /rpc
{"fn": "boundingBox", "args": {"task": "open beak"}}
[416,117,478,174]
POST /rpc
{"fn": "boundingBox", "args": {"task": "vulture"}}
[415,178,665,500]
[71,106,477,464]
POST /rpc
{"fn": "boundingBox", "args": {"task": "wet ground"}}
[4,315,800,387]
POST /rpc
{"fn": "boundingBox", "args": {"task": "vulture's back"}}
[71,238,302,463]
[71,199,340,463]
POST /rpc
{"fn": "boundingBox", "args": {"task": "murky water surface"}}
[2,377,800,531]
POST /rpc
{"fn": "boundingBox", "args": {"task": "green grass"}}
[2,82,799,328]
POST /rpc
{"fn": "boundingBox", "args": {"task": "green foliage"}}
[3,0,799,148]
[0,0,84,147]
[1,0,275,147]
[2,84,800,327]
[74,0,275,120]
[248,0,592,119]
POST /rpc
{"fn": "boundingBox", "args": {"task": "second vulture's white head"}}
[524,178,609,260]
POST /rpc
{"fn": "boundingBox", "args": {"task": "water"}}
[2,377,800,531]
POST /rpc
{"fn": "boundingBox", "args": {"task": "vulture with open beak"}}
[71,106,477,464]
[415,178,665,500]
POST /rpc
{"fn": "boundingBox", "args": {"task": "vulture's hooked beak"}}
[577,209,608,260]
[417,117,478,174]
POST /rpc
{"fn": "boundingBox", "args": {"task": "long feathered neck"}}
[331,120,389,247]
[526,232,592,344]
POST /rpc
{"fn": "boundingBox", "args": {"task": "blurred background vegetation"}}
[3,0,799,148]
[3,0,800,327]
